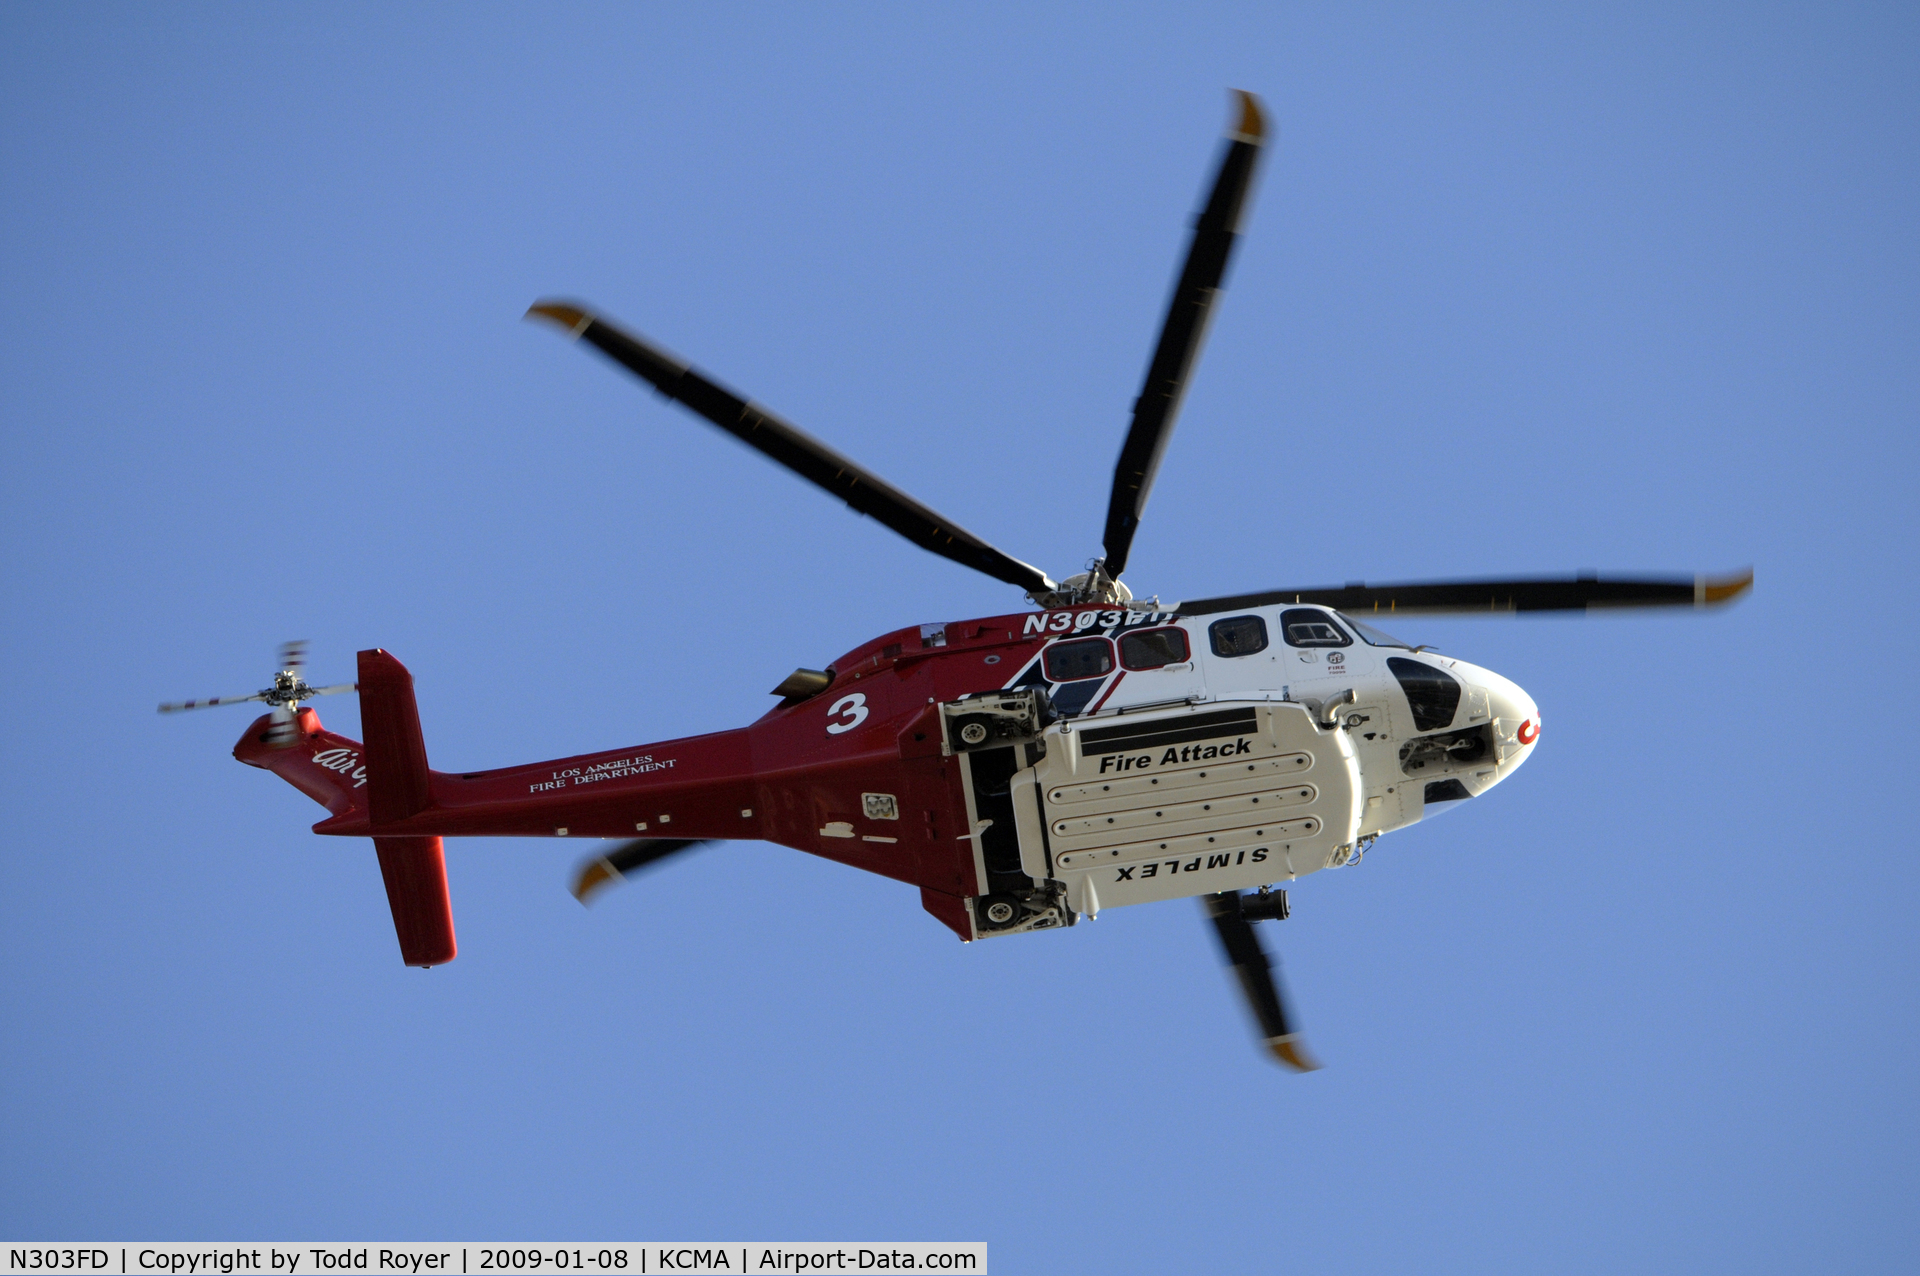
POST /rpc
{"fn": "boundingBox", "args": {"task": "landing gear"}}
[941,688,1055,753]
[971,886,1071,936]
[979,894,1021,927]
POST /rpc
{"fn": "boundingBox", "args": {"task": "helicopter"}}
[161,91,1749,1069]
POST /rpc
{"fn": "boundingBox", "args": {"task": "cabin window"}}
[1388,656,1462,732]
[1044,637,1114,682]
[1119,626,1190,670]
[1280,608,1352,648]
[1208,615,1268,657]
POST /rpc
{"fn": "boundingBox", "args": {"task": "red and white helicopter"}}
[163,92,1749,1068]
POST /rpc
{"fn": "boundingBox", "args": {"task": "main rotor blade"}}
[1175,569,1755,618]
[1204,891,1319,1071]
[1102,91,1269,580]
[527,303,1054,594]
[571,838,710,904]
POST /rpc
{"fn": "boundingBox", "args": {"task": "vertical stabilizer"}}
[358,648,432,825]
[357,650,454,965]
[374,835,457,967]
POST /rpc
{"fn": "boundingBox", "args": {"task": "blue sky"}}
[3,4,1916,1270]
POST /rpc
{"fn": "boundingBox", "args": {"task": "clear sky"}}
[3,4,1916,1271]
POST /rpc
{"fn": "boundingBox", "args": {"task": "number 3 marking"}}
[826,693,869,735]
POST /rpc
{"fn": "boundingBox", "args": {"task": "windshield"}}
[1339,613,1413,649]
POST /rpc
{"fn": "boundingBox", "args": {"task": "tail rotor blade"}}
[157,693,266,713]
[278,640,308,674]
[1102,91,1269,579]
[571,838,711,904]
[1204,891,1320,1071]
[264,705,298,747]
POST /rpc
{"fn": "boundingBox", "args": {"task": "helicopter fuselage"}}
[237,601,1538,943]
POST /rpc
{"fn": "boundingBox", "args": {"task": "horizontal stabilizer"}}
[374,835,456,967]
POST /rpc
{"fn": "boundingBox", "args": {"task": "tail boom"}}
[233,706,367,817]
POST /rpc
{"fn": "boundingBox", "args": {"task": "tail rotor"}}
[159,641,358,744]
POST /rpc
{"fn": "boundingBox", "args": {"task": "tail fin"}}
[358,648,432,825]
[234,649,456,967]
[356,649,454,965]
[374,835,457,966]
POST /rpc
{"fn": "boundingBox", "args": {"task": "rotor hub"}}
[1030,564,1133,609]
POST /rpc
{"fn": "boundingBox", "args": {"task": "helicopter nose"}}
[1481,674,1541,775]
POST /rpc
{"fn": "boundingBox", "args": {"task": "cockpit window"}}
[1119,627,1190,670]
[1280,608,1352,648]
[1208,615,1268,657]
[1339,613,1413,648]
[1044,637,1114,682]
[1388,656,1462,732]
